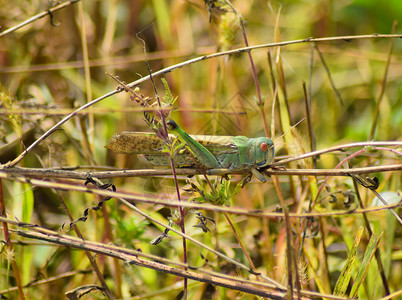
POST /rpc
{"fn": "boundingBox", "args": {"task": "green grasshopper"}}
[106,120,274,182]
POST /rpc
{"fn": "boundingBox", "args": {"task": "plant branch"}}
[1,163,400,180]
[0,216,352,300]
[1,34,400,168]
[0,173,399,219]
[0,0,80,38]
[270,141,402,166]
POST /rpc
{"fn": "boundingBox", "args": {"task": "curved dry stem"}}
[1,34,400,168]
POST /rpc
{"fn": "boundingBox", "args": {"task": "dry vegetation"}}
[0,0,401,299]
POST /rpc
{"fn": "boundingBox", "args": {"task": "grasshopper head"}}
[166,119,178,130]
[254,137,275,168]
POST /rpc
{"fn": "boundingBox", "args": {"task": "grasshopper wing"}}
[107,132,238,168]
[106,132,168,155]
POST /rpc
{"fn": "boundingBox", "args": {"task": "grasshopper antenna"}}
[272,118,305,146]
[136,29,173,140]
[136,27,160,106]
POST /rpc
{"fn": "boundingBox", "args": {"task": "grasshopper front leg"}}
[251,167,267,183]
[167,120,220,169]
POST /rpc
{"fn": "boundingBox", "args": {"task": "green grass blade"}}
[21,182,34,285]
[350,232,383,298]
[333,226,364,296]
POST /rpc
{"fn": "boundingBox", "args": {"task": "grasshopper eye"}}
[260,142,268,152]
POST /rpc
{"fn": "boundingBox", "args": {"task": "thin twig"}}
[369,189,402,225]
[351,179,390,294]
[302,81,316,168]
[1,34,400,71]
[0,270,92,296]
[77,0,95,163]
[313,43,344,105]
[270,141,402,167]
[55,190,113,299]
[0,0,80,38]
[223,212,257,273]
[369,21,397,140]
[274,175,294,298]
